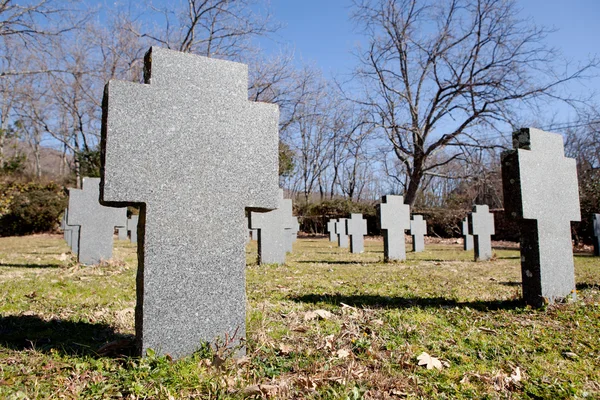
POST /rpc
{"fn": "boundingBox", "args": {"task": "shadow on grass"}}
[289,293,523,311]
[498,282,599,291]
[0,262,63,269]
[0,314,135,358]
[295,260,378,265]
[496,256,521,260]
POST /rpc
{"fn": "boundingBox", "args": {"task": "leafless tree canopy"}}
[351,0,598,205]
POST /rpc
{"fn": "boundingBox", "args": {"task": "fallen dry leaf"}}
[337,349,350,359]
[279,343,293,355]
[315,309,333,319]
[416,352,443,370]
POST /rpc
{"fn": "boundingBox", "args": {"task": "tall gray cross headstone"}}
[336,218,349,248]
[501,127,580,307]
[326,219,337,242]
[462,217,474,251]
[68,177,127,265]
[61,208,79,253]
[593,214,600,257]
[410,215,427,252]
[346,213,367,253]
[250,189,292,264]
[101,47,279,358]
[469,205,495,261]
[127,215,139,244]
[380,195,411,261]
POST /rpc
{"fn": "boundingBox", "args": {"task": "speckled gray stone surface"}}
[326,219,336,242]
[100,47,279,358]
[127,215,139,244]
[501,127,580,307]
[593,214,600,256]
[461,217,473,251]
[380,195,410,261]
[336,218,349,248]
[410,215,427,252]
[346,213,367,253]
[251,229,258,241]
[68,178,127,265]
[469,205,495,261]
[250,189,292,264]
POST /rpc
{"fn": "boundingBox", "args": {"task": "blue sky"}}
[258,0,599,80]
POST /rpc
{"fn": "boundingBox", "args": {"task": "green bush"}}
[0,181,67,236]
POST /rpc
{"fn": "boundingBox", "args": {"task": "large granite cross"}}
[410,215,427,252]
[469,205,495,261]
[380,195,410,261]
[461,217,473,251]
[593,214,600,257]
[100,47,279,358]
[68,177,126,265]
[336,218,349,248]
[346,213,367,253]
[501,127,580,306]
[326,219,336,242]
[250,189,292,264]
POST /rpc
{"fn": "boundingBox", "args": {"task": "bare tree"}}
[133,0,278,60]
[352,0,598,206]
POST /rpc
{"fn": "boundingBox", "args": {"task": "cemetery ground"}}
[1,236,599,399]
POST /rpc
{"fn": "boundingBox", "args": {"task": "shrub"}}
[0,181,67,236]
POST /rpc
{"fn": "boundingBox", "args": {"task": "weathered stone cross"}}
[469,205,495,261]
[336,218,349,248]
[101,47,279,358]
[326,219,337,242]
[380,195,410,261]
[502,127,580,306]
[346,213,367,253]
[250,189,293,264]
[461,217,473,251]
[410,215,427,252]
[68,177,126,265]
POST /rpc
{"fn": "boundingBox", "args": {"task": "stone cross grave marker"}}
[336,218,349,248]
[68,177,127,265]
[250,189,292,264]
[410,215,427,252]
[469,205,495,261]
[462,217,474,251]
[501,127,580,307]
[127,215,139,244]
[61,208,79,253]
[380,195,411,261]
[101,47,279,358]
[286,216,299,253]
[346,213,367,253]
[326,219,337,242]
[593,214,600,257]
[117,227,128,240]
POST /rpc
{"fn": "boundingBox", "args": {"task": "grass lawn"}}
[1,234,599,399]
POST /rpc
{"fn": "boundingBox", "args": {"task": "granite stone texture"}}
[462,217,474,251]
[100,47,279,358]
[469,205,495,261]
[68,177,127,265]
[287,216,299,252]
[410,215,427,252]
[593,214,600,257]
[127,215,139,244]
[326,219,337,242]
[380,195,411,261]
[250,189,292,264]
[501,127,580,307]
[336,218,349,248]
[346,213,367,253]
[251,229,258,241]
